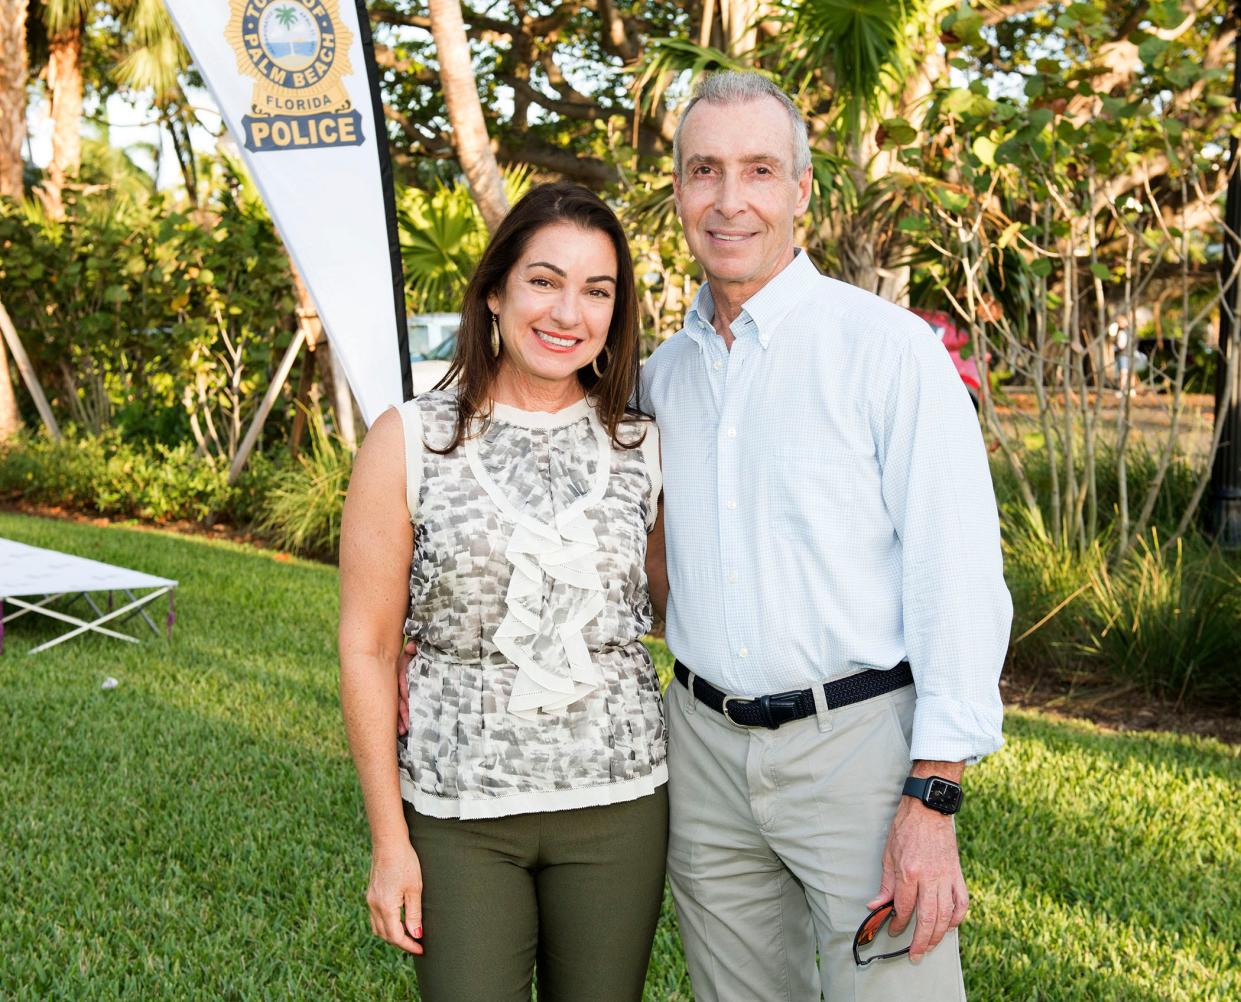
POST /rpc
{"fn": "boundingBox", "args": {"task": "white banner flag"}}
[164,0,410,425]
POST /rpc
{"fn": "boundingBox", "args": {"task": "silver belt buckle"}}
[720,694,753,727]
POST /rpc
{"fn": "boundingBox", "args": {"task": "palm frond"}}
[112,0,188,100]
[397,165,533,313]
[631,38,760,122]
[39,0,92,34]
[780,0,916,134]
[398,184,487,313]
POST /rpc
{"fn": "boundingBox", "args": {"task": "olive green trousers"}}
[403,787,668,1002]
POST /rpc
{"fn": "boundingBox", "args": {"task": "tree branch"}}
[592,0,644,64]
[498,138,619,185]
[372,43,436,84]
[370,1,513,40]
[980,1,1044,26]
[383,105,452,155]
[502,76,602,121]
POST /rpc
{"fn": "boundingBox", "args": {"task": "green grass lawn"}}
[1,512,1237,1001]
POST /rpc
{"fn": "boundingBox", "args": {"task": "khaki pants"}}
[665,678,966,1002]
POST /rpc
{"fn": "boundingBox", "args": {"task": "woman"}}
[338,182,667,1002]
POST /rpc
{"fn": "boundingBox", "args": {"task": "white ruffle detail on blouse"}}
[464,400,612,720]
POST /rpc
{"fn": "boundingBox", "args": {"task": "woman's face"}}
[487,221,618,393]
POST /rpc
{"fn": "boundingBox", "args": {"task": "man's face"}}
[673,95,812,306]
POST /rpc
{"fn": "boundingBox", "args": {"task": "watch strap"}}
[902,776,931,801]
[902,775,963,815]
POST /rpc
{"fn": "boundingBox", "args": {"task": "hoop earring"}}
[591,346,611,379]
[490,315,501,359]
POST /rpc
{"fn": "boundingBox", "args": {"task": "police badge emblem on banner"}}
[164,0,411,426]
[226,1,365,152]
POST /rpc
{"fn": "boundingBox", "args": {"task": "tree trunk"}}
[41,20,83,220]
[0,338,19,440]
[0,0,24,445]
[0,0,28,200]
[0,0,23,437]
[719,0,757,56]
[428,0,508,233]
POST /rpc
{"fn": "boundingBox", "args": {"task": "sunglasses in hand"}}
[852,901,911,967]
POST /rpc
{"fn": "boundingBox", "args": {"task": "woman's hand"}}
[367,836,425,956]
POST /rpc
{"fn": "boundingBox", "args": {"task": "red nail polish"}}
[413,926,423,939]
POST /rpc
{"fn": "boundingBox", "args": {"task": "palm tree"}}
[109,0,192,202]
[29,0,185,217]
[427,0,508,234]
[274,6,299,31]
[0,0,28,440]
[0,0,29,200]
[35,0,91,219]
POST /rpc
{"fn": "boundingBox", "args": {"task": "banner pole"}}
[228,327,307,485]
[353,0,412,403]
[0,295,62,441]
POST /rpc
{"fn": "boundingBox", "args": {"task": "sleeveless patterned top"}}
[395,389,667,820]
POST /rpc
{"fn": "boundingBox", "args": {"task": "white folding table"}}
[0,537,178,654]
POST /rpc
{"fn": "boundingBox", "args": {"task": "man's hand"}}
[866,762,968,962]
[396,638,416,735]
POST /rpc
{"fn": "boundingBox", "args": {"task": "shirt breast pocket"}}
[766,448,876,542]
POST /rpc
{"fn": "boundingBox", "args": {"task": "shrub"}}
[95,441,232,521]
[0,430,352,559]
[219,448,285,528]
[992,441,1201,543]
[1001,508,1104,676]
[255,415,351,558]
[1081,534,1241,710]
[0,433,106,509]
[0,431,231,523]
[1002,508,1241,711]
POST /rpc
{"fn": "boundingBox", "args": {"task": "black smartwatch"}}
[902,775,963,815]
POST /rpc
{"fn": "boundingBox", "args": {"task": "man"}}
[640,71,1011,1001]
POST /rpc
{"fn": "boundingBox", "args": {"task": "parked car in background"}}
[409,309,986,404]
[912,308,985,409]
[408,314,460,395]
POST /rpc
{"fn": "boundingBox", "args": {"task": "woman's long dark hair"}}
[430,182,645,453]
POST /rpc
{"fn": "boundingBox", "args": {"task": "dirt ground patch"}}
[993,390,1218,460]
[1001,662,1240,746]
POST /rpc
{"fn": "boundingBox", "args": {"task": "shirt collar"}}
[684,283,718,348]
[682,250,820,350]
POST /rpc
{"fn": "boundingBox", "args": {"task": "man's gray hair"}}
[672,71,812,178]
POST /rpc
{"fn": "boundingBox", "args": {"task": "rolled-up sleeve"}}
[879,329,1011,764]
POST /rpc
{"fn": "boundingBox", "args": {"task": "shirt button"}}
[713,359,723,371]
[739,647,749,658]
[727,500,737,510]
[726,427,737,438]
[728,571,738,584]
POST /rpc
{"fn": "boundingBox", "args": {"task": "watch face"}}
[926,778,962,812]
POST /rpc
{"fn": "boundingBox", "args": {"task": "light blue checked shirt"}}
[641,251,1011,763]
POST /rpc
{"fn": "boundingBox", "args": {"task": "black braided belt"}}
[673,659,914,730]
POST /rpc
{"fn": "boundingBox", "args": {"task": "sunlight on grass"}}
[1,513,1235,1000]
